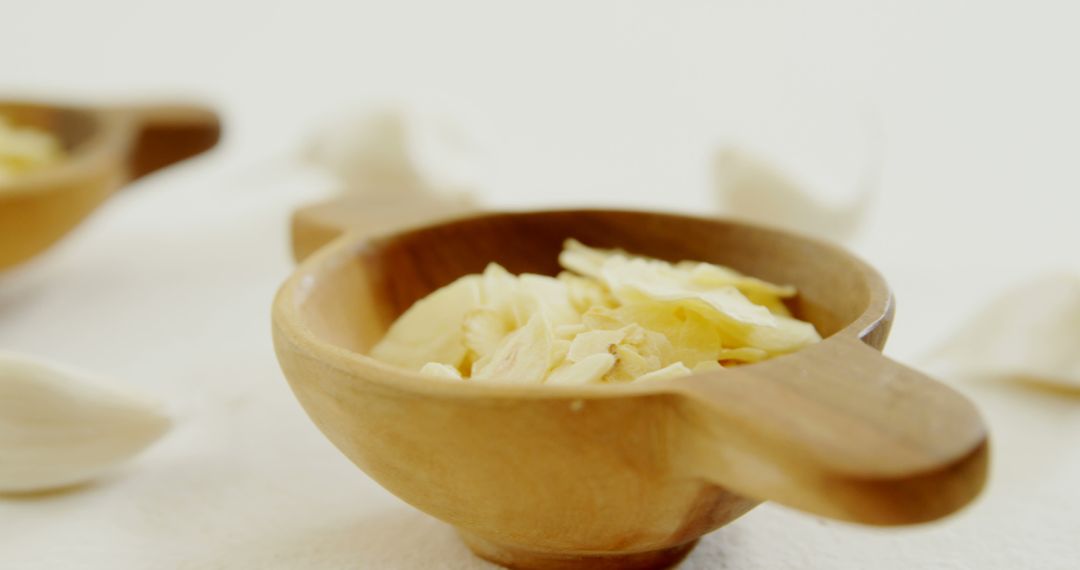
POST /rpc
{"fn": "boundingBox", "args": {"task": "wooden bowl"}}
[0,101,221,271]
[272,210,988,570]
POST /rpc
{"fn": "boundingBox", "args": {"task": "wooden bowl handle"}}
[676,336,988,526]
[123,104,222,180]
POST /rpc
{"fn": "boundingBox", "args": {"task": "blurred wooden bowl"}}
[0,101,221,271]
[272,209,988,570]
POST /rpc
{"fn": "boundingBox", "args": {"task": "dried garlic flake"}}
[370,240,821,384]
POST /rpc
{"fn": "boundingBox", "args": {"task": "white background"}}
[1,1,1078,568]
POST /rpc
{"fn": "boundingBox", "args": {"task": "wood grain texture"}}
[0,101,220,271]
[272,209,988,569]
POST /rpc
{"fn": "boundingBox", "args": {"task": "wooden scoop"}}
[0,101,221,271]
[272,210,988,570]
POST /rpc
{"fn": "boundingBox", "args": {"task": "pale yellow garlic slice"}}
[676,261,796,298]
[550,340,572,364]
[557,271,617,313]
[740,315,821,355]
[371,238,821,384]
[554,323,587,339]
[472,313,554,384]
[517,274,580,328]
[462,308,507,362]
[567,328,630,363]
[581,306,625,331]
[636,362,693,383]
[370,275,482,371]
[547,353,617,386]
[719,347,770,364]
[419,362,464,381]
[558,239,611,279]
[606,344,663,383]
[478,263,520,322]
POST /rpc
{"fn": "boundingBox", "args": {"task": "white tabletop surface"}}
[2,1,1079,568]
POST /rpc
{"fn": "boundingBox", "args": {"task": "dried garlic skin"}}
[922,274,1080,388]
[0,353,170,494]
[369,239,821,384]
[303,106,483,200]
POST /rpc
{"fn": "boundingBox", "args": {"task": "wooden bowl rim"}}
[272,208,894,400]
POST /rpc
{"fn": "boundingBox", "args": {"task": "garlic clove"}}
[0,353,170,494]
[713,148,877,243]
[921,274,1080,390]
[304,105,484,200]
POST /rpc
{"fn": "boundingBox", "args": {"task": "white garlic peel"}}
[304,106,483,200]
[921,274,1080,389]
[714,148,877,243]
[0,353,171,494]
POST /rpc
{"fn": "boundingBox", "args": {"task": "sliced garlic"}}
[471,313,554,384]
[462,308,507,362]
[419,362,464,381]
[370,274,482,371]
[718,347,770,364]
[0,353,170,494]
[636,362,693,383]
[547,353,617,386]
[567,328,629,363]
[370,240,821,384]
[560,240,820,356]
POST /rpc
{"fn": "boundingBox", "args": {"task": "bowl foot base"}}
[459,531,698,570]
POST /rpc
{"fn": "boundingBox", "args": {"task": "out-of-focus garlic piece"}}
[0,115,65,182]
[922,274,1080,390]
[0,352,170,494]
[305,106,484,200]
[713,148,877,243]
